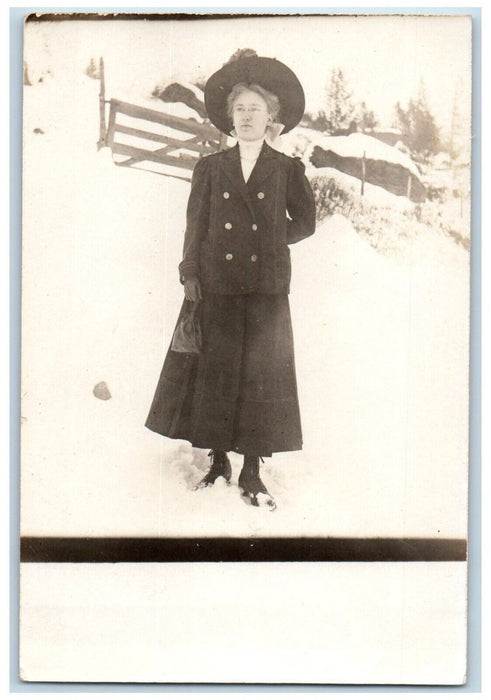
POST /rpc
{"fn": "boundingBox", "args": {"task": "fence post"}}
[361,150,366,196]
[406,174,412,200]
[97,57,107,150]
[106,100,117,150]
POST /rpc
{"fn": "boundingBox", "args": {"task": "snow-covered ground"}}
[21,66,470,538]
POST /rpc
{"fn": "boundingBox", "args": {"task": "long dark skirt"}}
[145,293,302,456]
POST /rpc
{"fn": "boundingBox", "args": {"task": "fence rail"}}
[104,98,223,179]
[98,58,225,180]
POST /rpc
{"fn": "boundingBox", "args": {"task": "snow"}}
[118,93,204,123]
[21,57,470,539]
[283,128,421,178]
[433,152,453,170]
[375,127,403,135]
[279,125,323,158]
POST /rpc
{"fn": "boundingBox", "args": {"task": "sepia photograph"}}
[18,11,473,684]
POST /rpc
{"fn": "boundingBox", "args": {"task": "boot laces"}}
[239,457,268,494]
[206,450,229,477]
[243,455,265,475]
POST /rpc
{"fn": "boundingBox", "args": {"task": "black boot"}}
[194,449,232,489]
[238,455,276,510]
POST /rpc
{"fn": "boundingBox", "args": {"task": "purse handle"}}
[187,300,200,319]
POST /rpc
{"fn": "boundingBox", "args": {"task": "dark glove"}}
[184,277,202,302]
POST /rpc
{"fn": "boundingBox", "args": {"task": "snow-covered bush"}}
[413,200,470,251]
[424,184,447,202]
[310,171,413,258]
[432,152,453,169]
[310,174,356,221]
[309,169,470,261]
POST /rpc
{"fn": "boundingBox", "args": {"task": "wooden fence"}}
[310,145,426,203]
[97,58,225,180]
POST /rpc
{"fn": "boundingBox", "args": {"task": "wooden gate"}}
[97,58,226,180]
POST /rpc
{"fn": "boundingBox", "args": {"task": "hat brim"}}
[204,56,305,136]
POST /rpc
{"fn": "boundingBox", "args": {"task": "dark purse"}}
[171,300,202,354]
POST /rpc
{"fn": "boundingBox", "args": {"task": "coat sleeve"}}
[178,156,211,284]
[286,157,316,245]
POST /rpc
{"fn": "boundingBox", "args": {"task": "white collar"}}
[237,137,264,158]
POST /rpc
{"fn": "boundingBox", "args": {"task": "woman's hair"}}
[226,82,281,123]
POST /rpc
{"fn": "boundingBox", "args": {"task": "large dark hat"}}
[204,55,305,136]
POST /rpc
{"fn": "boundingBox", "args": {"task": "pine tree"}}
[356,101,378,133]
[324,68,355,133]
[445,77,469,162]
[393,81,440,159]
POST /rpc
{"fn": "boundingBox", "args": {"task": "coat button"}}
[251,254,258,262]
[251,223,258,231]
[257,192,265,199]
[224,222,232,230]
[223,191,230,199]
[225,253,233,261]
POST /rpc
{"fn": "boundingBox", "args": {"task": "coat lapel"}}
[246,142,279,193]
[221,142,279,216]
[221,144,255,217]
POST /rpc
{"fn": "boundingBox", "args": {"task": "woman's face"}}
[231,89,271,141]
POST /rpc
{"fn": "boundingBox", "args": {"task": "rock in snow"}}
[93,381,112,401]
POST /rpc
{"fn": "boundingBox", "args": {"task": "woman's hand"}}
[184,277,202,302]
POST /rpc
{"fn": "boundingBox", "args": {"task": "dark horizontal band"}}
[20,537,467,563]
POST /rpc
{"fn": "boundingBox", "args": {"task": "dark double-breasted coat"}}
[146,141,317,456]
[178,141,316,294]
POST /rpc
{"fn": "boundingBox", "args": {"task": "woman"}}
[146,54,316,510]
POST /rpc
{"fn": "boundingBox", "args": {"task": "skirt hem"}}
[144,421,302,457]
